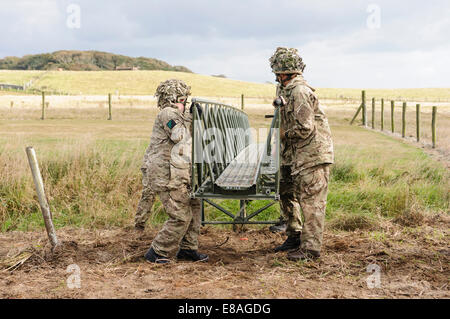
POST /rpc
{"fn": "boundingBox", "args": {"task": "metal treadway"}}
[215,143,264,190]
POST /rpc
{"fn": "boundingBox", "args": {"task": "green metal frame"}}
[190,98,281,225]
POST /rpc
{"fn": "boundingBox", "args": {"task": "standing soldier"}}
[269,47,334,261]
[143,79,208,264]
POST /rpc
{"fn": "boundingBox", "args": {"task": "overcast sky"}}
[1,0,449,88]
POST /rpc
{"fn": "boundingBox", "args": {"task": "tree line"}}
[0,50,192,72]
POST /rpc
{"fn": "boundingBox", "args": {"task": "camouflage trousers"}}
[151,185,201,258]
[135,187,156,228]
[280,164,330,252]
[279,166,301,232]
[135,169,156,228]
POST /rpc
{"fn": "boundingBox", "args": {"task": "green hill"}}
[0,70,276,96]
[0,69,448,100]
[0,50,192,72]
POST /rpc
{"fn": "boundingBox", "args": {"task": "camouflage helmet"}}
[155,79,191,109]
[269,47,306,74]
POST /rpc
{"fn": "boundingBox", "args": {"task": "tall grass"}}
[328,159,449,217]
[1,139,448,232]
[0,138,144,231]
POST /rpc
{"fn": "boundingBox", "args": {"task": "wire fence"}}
[351,90,441,148]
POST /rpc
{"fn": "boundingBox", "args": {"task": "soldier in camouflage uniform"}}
[269,47,334,261]
[143,79,208,264]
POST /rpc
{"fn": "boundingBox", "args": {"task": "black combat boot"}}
[144,247,170,264]
[274,233,301,252]
[177,249,209,262]
[269,218,287,233]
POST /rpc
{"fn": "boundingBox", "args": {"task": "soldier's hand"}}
[273,96,286,108]
[189,102,203,117]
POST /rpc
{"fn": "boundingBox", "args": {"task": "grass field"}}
[1,70,450,101]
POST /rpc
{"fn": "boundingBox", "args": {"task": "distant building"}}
[0,83,24,90]
[115,65,140,71]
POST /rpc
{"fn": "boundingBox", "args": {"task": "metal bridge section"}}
[190,98,281,226]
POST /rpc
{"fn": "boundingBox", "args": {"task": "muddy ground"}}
[0,214,448,299]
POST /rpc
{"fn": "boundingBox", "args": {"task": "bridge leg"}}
[201,199,205,225]
[240,200,246,220]
[233,200,247,232]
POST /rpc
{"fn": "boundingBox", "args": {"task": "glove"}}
[272,96,286,108]
[189,102,203,117]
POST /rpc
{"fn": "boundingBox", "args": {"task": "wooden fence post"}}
[371,98,375,129]
[416,104,420,142]
[350,103,363,125]
[26,146,59,249]
[432,106,437,148]
[402,102,406,138]
[362,90,367,126]
[241,94,244,110]
[381,99,384,131]
[391,101,395,133]
[41,91,45,120]
[10,101,14,109]
[108,93,112,120]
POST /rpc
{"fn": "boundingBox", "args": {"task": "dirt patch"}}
[0,222,448,299]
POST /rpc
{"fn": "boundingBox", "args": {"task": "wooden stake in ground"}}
[432,106,437,148]
[350,103,363,125]
[41,92,45,120]
[402,102,407,138]
[26,146,59,249]
[108,93,112,120]
[362,90,367,127]
[416,104,420,142]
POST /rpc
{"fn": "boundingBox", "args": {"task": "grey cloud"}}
[0,0,448,87]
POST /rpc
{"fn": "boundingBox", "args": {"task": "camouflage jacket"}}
[277,76,334,174]
[142,105,193,192]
